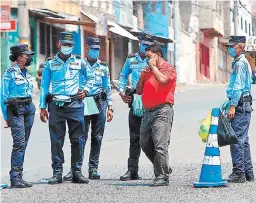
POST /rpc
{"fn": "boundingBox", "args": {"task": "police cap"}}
[59,32,74,45]
[226,36,246,46]
[86,37,101,49]
[10,44,35,56]
[140,31,156,45]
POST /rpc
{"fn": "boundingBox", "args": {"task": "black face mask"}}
[24,56,33,66]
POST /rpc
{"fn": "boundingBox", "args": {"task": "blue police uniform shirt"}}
[118,52,147,92]
[226,54,252,106]
[84,58,112,106]
[39,54,94,109]
[1,64,34,120]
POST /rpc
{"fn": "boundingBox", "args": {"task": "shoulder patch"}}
[100,61,108,66]
[7,67,15,72]
[128,53,137,58]
[45,57,53,62]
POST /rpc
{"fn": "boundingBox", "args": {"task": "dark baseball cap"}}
[86,37,101,49]
[226,36,246,46]
[139,31,156,45]
[10,44,35,56]
[59,32,74,45]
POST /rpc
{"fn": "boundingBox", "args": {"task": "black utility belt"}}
[90,92,107,101]
[46,94,78,104]
[229,95,252,105]
[5,97,32,106]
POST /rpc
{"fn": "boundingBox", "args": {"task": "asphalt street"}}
[1,84,256,203]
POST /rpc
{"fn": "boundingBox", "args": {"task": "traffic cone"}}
[193,108,228,188]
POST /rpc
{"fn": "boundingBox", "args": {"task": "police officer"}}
[118,31,156,181]
[39,32,94,184]
[1,44,35,188]
[63,37,113,181]
[226,36,254,183]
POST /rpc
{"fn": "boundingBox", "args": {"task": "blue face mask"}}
[139,44,148,55]
[60,46,73,55]
[228,47,236,58]
[88,48,100,60]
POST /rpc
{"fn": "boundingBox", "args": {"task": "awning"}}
[108,21,138,41]
[29,8,95,27]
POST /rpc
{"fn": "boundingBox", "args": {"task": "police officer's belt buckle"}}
[53,95,72,103]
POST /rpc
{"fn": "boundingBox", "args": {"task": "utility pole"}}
[173,0,181,83]
[18,0,30,46]
[234,0,239,35]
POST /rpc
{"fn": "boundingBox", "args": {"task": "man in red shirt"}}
[136,44,176,186]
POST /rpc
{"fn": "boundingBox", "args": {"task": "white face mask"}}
[60,46,73,55]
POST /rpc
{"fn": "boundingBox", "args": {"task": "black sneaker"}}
[63,171,73,181]
[120,171,141,181]
[227,173,246,183]
[151,177,169,187]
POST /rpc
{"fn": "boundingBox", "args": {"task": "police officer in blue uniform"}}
[39,32,94,184]
[1,44,35,188]
[63,37,113,181]
[226,36,254,183]
[118,31,156,181]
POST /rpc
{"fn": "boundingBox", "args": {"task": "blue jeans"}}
[8,102,35,181]
[49,100,85,175]
[230,101,253,176]
[84,98,107,172]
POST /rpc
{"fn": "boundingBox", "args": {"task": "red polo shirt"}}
[142,62,176,109]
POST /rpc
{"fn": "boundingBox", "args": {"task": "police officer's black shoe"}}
[89,171,100,180]
[120,171,141,181]
[227,173,246,183]
[48,175,63,184]
[150,177,169,187]
[63,171,73,181]
[10,180,27,188]
[246,173,254,182]
[72,171,89,184]
[20,179,33,187]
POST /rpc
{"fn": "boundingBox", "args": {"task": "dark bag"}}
[125,87,135,108]
[217,112,237,147]
[6,98,19,117]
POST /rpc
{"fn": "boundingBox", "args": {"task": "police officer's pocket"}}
[95,72,103,84]
[14,78,26,85]
[51,66,62,80]
[69,65,81,78]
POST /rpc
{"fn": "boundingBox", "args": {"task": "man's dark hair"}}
[145,44,163,57]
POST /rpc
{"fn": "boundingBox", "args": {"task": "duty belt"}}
[92,92,107,101]
[5,97,32,106]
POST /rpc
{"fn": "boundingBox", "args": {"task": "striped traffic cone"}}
[193,108,228,188]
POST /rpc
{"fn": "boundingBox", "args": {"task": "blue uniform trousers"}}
[8,102,35,181]
[48,100,85,175]
[230,101,253,176]
[84,98,107,172]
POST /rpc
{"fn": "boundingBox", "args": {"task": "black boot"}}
[227,172,246,183]
[10,180,27,188]
[151,177,169,187]
[63,171,73,181]
[72,171,89,184]
[89,170,100,180]
[246,173,254,182]
[48,175,62,185]
[20,179,33,187]
[120,171,141,181]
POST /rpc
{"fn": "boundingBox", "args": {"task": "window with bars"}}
[39,22,64,57]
